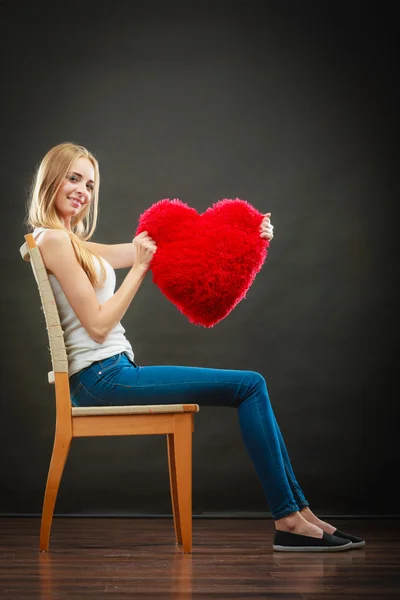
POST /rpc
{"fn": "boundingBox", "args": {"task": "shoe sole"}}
[350,540,366,548]
[273,541,352,552]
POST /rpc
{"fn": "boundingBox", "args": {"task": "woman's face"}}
[54,156,95,228]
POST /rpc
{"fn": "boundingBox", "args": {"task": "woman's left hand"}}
[260,212,274,241]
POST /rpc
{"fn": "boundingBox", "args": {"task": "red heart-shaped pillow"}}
[136,198,269,327]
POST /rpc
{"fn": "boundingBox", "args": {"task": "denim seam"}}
[273,414,308,508]
[78,382,113,406]
[285,470,308,507]
[70,381,82,399]
[89,354,123,376]
[252,398,298,519]
[94,379,250,391]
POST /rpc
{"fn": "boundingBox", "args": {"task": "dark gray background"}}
[0,0,397,517]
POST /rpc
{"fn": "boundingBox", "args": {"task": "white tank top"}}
[32,227,134,376]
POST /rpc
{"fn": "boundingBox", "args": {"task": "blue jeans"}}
[69,353,309,520]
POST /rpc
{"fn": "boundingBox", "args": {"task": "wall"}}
[0,0,396,516]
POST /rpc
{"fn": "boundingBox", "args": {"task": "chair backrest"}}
[20,234,69,384]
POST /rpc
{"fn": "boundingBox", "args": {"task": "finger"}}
[144,236,156,245]
[135,231,148,239]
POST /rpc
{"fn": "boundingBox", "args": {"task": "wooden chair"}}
[20,233,199,553]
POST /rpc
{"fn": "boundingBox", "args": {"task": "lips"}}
[68,197,81,208]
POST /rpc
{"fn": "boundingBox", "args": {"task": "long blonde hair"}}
[26,142,106,287]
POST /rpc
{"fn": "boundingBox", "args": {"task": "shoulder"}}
[37,228,71,249]
[36,230,76,273]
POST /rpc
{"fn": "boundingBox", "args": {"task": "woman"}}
[26,142,364,552]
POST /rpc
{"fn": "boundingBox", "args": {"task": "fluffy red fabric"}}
[136,198,269,327]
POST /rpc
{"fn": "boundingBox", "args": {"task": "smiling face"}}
[54,156,95,229]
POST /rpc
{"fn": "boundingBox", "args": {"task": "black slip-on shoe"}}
[273,530,352,552]
[332,528,366,548]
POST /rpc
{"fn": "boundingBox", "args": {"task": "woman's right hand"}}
[132,231,157,270]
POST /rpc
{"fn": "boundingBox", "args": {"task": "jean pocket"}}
[71,382,113,408]
[70,382,82,406]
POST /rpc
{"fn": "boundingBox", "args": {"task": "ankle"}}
[274,511,324,539]
[275,511,302,531]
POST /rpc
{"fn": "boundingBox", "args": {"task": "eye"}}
[69,175,78,182]
[87,184,94,191]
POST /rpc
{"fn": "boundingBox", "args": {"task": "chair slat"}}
[23,234,69,375]
[20,242,30,261]
[72,404,199,417]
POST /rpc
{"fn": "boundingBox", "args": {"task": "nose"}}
[76,181,90,200]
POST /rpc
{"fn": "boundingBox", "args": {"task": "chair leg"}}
[39,432,72,552]
[167,433,182,547]
[170,414,193,554]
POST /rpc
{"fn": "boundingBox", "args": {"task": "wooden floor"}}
[0,518,399,599]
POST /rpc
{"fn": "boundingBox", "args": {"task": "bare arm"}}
[83,241,136,269]
[38,230,156,344]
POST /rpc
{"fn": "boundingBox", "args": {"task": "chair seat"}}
[72,404,199,417]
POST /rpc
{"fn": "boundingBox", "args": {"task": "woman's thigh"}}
[70,354,264,408]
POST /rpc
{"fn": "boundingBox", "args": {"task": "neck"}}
[57,213,72,231]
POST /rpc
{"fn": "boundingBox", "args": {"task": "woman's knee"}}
[235,370,268,406]
[243,370,267,389]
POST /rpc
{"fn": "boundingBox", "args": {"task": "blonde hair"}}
[26,142,106,287]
